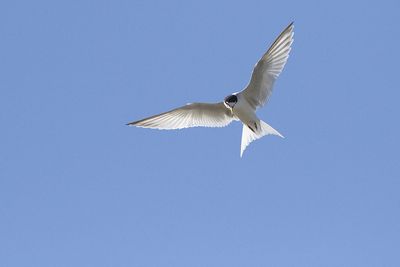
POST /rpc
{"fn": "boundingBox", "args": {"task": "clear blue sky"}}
[1,0,400,266]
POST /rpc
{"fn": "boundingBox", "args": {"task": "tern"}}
[127,22,294,157]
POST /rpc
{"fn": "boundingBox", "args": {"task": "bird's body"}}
[127,22,294,157]
[229,93,259,132]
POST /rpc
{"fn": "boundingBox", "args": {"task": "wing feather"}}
[127,102,233,130]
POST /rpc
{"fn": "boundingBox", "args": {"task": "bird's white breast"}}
[232,93,258,126]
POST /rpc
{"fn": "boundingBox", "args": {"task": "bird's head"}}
[224,94,238,109]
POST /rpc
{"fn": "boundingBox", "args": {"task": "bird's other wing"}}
[241,22,294,109]
[127,102,233,130]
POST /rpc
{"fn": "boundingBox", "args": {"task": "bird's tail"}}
[240,120,284,157]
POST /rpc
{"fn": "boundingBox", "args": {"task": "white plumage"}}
[242,22,294,109]
[127,22,294,157]
[131,102,233,130]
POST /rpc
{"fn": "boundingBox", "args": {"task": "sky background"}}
[1,0,400,266]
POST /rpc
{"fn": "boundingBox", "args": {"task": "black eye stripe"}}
[225,95,237,103]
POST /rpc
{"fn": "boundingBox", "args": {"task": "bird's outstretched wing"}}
[127,102,233,130]
[241,22,294,109]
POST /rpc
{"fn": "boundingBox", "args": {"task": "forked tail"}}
[240,120,284,157]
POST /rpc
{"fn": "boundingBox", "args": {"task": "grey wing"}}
[241,22,294,109]
[127,102,233,130]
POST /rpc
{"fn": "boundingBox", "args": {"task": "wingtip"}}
[275,131,285,139]
[287,21,294,31]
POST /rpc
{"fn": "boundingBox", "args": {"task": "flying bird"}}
[127,22,294,157]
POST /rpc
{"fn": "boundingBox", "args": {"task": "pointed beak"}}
[223,101,233,110]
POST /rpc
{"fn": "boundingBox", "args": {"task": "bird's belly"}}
[233,102,258,127]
